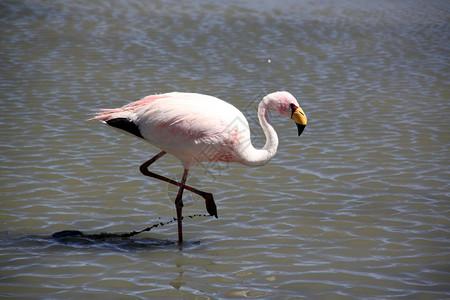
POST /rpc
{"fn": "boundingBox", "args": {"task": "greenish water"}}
[1,0,449,298]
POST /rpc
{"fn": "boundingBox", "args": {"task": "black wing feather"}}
[106,118,144,139]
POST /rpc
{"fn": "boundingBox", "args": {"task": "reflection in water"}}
[170,262,185,291]
[50,214,210,250]
[50,230,176,251]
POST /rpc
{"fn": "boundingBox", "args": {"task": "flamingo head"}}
[264,91,307,136]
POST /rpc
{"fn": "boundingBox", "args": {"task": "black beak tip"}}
[296,124,306,136]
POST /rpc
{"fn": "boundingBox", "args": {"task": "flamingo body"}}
[138,93,251,169]
[90,91,307,242]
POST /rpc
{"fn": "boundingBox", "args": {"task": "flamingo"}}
[90,91,307,243]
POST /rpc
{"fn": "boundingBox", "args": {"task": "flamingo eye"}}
[290,104,299,116]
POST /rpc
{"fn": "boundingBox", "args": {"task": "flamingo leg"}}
[139,151,218,218]
[175,169,188,243]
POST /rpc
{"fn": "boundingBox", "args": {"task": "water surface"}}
[1,0,449,298]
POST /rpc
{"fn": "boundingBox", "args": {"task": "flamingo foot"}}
[202,192,218,218]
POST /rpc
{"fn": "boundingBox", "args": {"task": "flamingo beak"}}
[291,105,307,136]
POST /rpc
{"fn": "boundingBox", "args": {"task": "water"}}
[1,0,449,298]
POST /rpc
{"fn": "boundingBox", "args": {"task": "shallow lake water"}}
[1,0,449,298]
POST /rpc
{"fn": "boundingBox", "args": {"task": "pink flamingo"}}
[90,91,307,243]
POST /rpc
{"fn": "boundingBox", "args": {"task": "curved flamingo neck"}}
[239,97,279,167]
